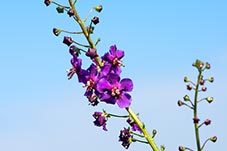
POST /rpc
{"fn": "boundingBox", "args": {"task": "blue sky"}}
[0,0,226,151]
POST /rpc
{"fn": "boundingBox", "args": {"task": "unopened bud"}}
[187,84,192,90]
[193,117,200,123]
[86,48,98,59]
[183,95,190,101]
[205,62,211,69]
[184,77,190,83]
[92,16,100,25]
[63,36,73,46]
[204,119,211,125]
[202,87,207,92]
[206,97,213,103]
[67,9,74,17]
[210,136,217,143]
[56,6,64,13]
[44,0,52,6]
[177,100,183,106]
[179,146,186,151]
[53,28,62,36]
[208,77,214,83]
[94,5,103,13]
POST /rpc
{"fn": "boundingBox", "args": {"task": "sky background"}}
[0,0,227,151]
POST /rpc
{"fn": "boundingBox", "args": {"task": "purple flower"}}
[63,36,73,46]
[127,118,142,133]
[93,112,107,131]
[119,128,132,149]
[96,73,133,108]
[102,45,124,75]
[83,64,99,97]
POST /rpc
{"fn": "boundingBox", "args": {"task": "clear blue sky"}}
[0,0,226,151]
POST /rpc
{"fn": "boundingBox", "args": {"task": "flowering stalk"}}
[193,70,202,151]
[126,107,159,151]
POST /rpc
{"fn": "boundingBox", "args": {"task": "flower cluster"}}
[66,45,133,108]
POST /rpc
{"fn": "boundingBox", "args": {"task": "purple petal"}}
[116,93,131,108]
[116,49,124,59]
[107,73,120,84]
[101,96,116,105]
[96,78,112,93]
[113,66,122,75]
[120,78,133,92]
[99,63,111,77]
[109,45,117,56]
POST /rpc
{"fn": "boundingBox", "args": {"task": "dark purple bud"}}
[204,119,211,125]
[53,28,62,36]
[92,16,99,25]
[67,9,74,17]
[94,5,103,13]
[199,79,205,85]
[56,6,64,13]
[205,62,211,69]
[69,45,80,56]
[44,0,51,6]
[202,87,207,91]
[86,48,98,59]
[187,84,192,90]
[193,117,200,123]
[63,36,73,46]
[87,93,99,106]
[210,136,217,142]
[179,146,186,151]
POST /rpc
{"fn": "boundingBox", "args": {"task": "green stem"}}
[194,71,202,151]
[108,113,129,118]
[126,107,159,151]
[68,0,95,48]
[132,138,149,144]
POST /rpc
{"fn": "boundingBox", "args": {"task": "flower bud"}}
[56,6,64,13]
[193,117,200,123]
[94,5,103,13]
[206,97,213,103]
[192,59,204,69]
[179,146,186,151]
[92,16,99,25]
[199,79,205,85]
[187,84,192,90]
[210,136,217,143]
[161,145,165,151]
[86,48,98,59]
[205,62,211,69]
[63,36,73,46]
[204,119,211,125]
[152,129,157,138]
[184,77,190,83]
[53,28,62,36]
[208,77,214,83]
[183,95,190,101]
[69,45,80,56]
[177,100,183,106]
[202,87,207,92]
[44,0,51,6]
[67,9,74,17]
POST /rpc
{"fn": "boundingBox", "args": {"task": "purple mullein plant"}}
[96,73,133,108]
[102,45,124,75]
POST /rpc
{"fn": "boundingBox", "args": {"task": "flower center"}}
[113,58,122,66]
[111,86,120,98]
[84,79,95,91]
